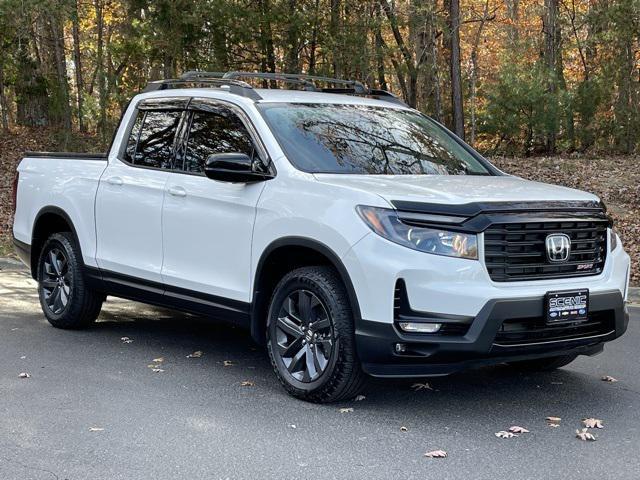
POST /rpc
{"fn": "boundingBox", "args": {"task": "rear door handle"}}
[167,186,187,197]
[106,176,123,186]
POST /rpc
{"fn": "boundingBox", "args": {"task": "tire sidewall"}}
[267,273,344,394]
[37,234,78,322]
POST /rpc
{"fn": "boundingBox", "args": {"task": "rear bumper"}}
[12,235,31,271]
[356,290,628,377]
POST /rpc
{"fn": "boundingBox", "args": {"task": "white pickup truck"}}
[12,72,631,402]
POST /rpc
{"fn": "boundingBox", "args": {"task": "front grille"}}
[484,220,608,281]
[494,311,614,346]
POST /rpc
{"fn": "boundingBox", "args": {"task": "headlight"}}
[356,205,478,259]
[609,228,619,252]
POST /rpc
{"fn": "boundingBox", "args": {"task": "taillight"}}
[11,171,19,214]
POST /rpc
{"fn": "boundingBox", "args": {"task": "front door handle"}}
[106,176,123,186]
[167,186,187,198]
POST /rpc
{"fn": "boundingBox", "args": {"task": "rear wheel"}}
[507,354,578,372]
[37,232,103,329]
[266,266,366,403]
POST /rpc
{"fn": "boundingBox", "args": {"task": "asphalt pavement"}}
[0,266,639,480]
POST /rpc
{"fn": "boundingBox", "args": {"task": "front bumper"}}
[356,290,628,377]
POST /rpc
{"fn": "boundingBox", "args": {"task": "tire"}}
[36,232,103,329]
[266,266,367,403]
[507,354,578,372]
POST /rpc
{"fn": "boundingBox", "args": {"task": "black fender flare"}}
[30,206,83,279]
[251,236,362,343]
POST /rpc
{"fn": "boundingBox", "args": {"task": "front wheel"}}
[507,354,578,372]
[266,266,367,403]
[37,232,103,329]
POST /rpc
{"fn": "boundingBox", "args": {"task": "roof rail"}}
[222,71,369,94]
[142,71,406,105]
[143,76,262,100]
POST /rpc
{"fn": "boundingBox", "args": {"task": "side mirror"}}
[203,153,272,183]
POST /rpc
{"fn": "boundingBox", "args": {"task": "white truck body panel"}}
[14,157,107,268]
[95,159,169,282]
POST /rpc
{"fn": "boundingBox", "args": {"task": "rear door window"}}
[130,110,183,169]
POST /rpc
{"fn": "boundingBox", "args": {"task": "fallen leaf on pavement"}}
[576,428,597,441]
[339,407,354,414]
[411,382,433,391]
[223,360,234,367]
[354,395,366,401]
[187,351,203,358]
[120,337,133,344]
[152,357,164,363]
[601,375,618,383]
[89,427,104,432]
[424,450,447,458]
[546,416,561,427]
[400,426,408,432]
[18,372,31,378]
[20,356,26,360]
[289,424,297,429]
[508,426,530,434]
[582,418,604,429]
[151,368,164,373]
[241,381,254,387]
[495,431,517,438]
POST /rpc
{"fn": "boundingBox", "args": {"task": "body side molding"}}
[85,266,251,327]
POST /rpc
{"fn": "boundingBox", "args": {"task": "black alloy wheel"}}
[37,232,104,329]
[274,289,335,383]
[266,266,367,403]
[41,247,72,315]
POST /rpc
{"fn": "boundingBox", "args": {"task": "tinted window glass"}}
[124,111,144,163]
[183,108,255,174]
[258,103,490,175]
[135,111,182,169]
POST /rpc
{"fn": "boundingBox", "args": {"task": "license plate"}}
[546,289,589,323]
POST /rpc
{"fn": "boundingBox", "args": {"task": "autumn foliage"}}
[0,0,637,155]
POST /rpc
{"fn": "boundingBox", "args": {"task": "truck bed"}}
[13,153,110,269]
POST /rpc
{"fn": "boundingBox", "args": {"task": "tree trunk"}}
[308,0,320,75]
[15,28,49,127]
[330,0,342,77]
[447,0,465,138]
[380,0,418,107]
[420,2,442,120]
[284,0,300,73]
[542,0,560,153]
[373,3,388,90]
[469,0,491,145]
[0,63,9,130]
[504,0,519,47]
[95,0,107,140]
[257,0,277,87]
[49,13,72,131]
[614,41,636,153]
[72,0,85,132]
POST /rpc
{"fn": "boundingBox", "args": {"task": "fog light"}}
[398,322,442,333]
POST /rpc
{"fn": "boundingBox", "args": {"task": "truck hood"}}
[313,174,599,206]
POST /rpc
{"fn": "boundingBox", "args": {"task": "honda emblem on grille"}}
[545,233,571,262]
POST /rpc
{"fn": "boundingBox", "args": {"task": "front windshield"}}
[258,103,491,175]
